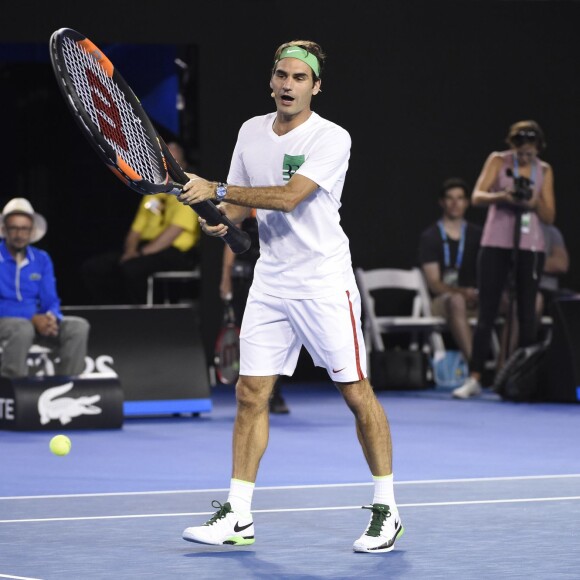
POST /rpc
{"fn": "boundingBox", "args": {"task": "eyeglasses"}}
[5,226,33,234]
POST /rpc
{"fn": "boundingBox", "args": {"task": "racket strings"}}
[60,36,164,184]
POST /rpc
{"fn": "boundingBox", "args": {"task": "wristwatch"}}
[215,182,228,201]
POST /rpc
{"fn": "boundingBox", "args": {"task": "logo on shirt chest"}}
[29,273,41,281]
[283,154,305,182]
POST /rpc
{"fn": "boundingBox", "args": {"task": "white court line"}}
[0,574,44,580]
[1,495,580,524]
[1,473,579,501]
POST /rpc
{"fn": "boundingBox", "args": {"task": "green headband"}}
[276,46,320,78]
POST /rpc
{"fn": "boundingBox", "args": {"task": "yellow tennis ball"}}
[49,435,71,456]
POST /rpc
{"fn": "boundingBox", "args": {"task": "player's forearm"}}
[181,173,315,213]
[223,184,301,213]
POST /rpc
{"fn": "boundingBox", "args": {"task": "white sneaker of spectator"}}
[452,376,482,399]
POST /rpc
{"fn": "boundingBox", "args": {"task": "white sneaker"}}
[452,377,482,399]
[182,501,255,546]
[353,503,404,553]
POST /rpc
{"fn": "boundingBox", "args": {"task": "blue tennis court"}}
[1,383,579,579]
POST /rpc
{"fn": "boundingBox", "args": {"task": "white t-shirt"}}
[227,111,353,298]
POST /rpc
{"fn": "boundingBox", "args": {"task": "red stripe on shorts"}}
[346,290,364,380]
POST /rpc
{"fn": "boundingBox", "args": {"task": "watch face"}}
[217,184,227,199]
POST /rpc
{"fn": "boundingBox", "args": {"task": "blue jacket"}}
[0,241,63,320]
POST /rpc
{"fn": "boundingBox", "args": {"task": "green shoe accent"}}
[224,536,255,545]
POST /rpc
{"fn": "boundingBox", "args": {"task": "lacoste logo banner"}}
[0,376,123,431]
[38,381,102,425]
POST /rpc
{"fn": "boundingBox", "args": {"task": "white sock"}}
[372,474,396,509]
[227,478,255,515]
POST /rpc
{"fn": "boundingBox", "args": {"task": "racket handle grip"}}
[190,200,251,254]
[158,138,251,254]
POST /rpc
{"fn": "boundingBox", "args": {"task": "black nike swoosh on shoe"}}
[234,521,253,532]
[367,524,404,551]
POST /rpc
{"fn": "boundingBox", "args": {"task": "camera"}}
[512,175,533,201]
[506,168,533,201]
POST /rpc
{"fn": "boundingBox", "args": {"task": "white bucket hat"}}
[0,198,48,243]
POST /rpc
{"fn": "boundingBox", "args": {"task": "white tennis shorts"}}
[239,278,368,383]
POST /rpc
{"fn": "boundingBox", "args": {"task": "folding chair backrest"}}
[355,267,444,354]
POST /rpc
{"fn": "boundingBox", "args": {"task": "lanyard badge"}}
[438,221,466,287]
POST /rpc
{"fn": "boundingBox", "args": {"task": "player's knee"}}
[339,379,374,413]
[236,377,272,410]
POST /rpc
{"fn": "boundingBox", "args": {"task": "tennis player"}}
[179,40,403,553]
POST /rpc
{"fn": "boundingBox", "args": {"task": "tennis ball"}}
[49,434,72,456]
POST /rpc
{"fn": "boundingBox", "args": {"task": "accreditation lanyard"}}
[437,221,466,270]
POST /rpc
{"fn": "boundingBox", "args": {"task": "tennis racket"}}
[49,27,250,254]
[214,299,240,384]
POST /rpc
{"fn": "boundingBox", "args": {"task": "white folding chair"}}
[146,266,201,306]
[355,267,446,361]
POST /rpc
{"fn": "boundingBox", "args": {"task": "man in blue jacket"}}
[0,198,89,378]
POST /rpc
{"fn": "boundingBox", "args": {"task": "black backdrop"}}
[1,0,579,363]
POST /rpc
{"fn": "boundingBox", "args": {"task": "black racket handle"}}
[190,197,251,254]
[159,139,251,255]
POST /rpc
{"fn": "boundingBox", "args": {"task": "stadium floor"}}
[1,382,579,579]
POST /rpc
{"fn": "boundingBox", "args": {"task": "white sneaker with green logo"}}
[353,503,404,553]
[182,501,255,546]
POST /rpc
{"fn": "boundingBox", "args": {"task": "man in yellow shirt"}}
[82,143,200,304]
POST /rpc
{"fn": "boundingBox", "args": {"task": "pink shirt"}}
[480,150,545,252]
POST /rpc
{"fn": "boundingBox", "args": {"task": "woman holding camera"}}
[453,120,556,398]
